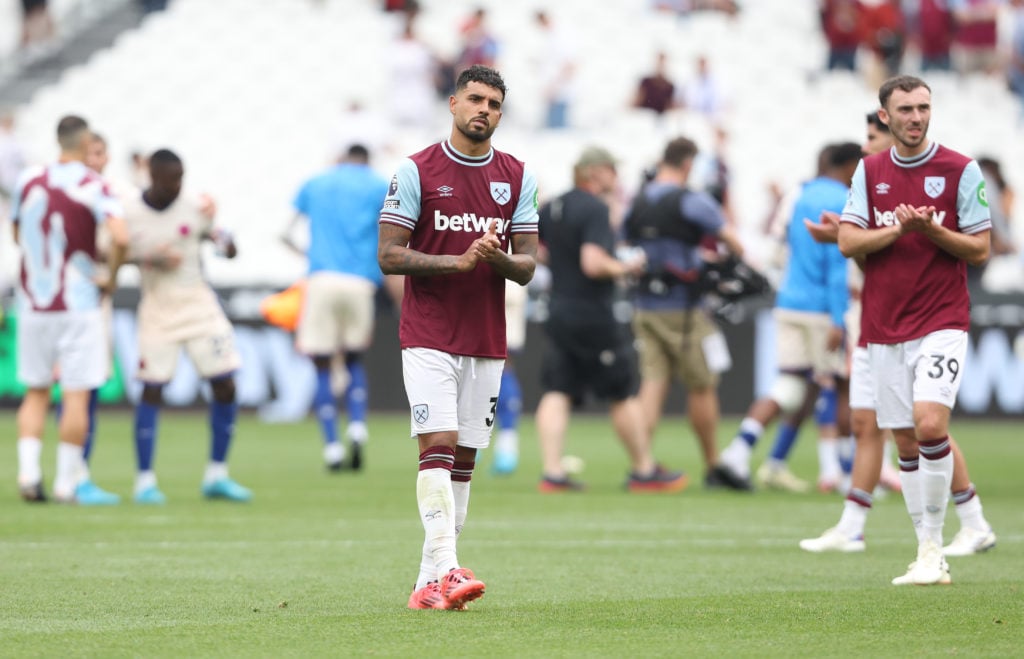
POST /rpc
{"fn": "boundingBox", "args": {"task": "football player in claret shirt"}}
[378,65,538,610]
[838,75,991,586]
[12,115,129,504]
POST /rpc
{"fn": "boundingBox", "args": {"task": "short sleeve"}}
[840,161,868,228]
[510,167,539,234]
[378,158,421,231]
[956,160,992,235]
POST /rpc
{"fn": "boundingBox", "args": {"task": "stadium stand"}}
[2,0,1023,289]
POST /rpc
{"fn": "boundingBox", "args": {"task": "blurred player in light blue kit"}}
[284,144,390,471]
[491,279,527,475]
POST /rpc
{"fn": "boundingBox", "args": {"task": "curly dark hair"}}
[455,64,507,100]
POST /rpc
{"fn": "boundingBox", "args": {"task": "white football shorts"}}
[17,308,108,391]
[869,329,968,429]
[848,345,874,411]
[402,347,504,449]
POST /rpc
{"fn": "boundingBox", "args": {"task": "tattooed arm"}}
[378,222,480,276]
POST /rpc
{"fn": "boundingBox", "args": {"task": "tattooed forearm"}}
[378,223,473,276]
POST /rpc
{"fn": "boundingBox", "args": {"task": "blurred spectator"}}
[692,126,736,227]
[915,0,956,72]
[860,0,905,85]
[682,55,727,123]
[455,7,499,73]
[1008,0,1024,109]
[389,22,440,130]
[331,100,392,163]
[819,0,863,71]
[632,51,680,116]
[19,0,56,56]
[0,110,27,210]
[951,0,1001,75]
[138,0,170,14]
[652,0,740,17]
[534,10,578,129]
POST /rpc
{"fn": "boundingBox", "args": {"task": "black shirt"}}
[539,188,617,320]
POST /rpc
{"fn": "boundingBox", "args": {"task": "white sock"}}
[920,453,953,546]
[720,441,752,478]
[17,437,43,486]
[954,492,990,533]
[135,470,158,494]
[452,479,471,537]
[203,461,228,484]
[495,429,518,456]
[417,468,458,582]
[54,442,85,499]
[837,491,871,539]
[817,437,841,483]
[416,478,472,590]
[346,421,368,444]
[899,467,925,544]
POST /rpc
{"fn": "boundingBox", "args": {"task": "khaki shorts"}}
[774,308,845,377]
[137,312,240,383]
[296,271,376,355]
[633,309,723,390]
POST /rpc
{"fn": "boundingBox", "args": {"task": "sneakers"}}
[349,440,364,472]
[538,475,585,493]
[440,567,485,609]
[491,449,518,476]
[74,480,121,506]
[943,527,997,557]
[704,463,753,491]
[407,582,450,610]
[324,441,346,472]
[799,526,866,553]
[134,485,167,505]
[202,478,252,502]
[627,465,689,493]
[756,463,810,493]
[891,541,951,585]
[19,481,47,503]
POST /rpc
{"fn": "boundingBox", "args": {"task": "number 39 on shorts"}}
[927,353,959,382]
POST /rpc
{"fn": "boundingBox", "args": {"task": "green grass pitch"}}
[0,411,1020,657]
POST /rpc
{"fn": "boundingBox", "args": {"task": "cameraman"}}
[623,136,747,490]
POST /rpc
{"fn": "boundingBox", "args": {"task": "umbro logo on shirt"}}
[875,182,890,195]
[437,185,454,197]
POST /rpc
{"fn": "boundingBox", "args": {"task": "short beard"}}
[457,122,494,144]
